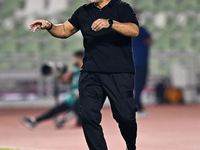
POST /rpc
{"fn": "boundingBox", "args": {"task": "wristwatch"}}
[46,21,53,31]
[108,19,113,29]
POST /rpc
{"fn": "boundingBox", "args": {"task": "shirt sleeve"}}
[119,3,139,26]
[68,7,81,30]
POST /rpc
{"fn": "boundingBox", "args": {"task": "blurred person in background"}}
[20,50,83,129]
[132,9,154,118]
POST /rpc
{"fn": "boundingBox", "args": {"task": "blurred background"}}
[0,0,200,150]
[0,0,200,105]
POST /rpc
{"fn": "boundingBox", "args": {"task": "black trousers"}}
[36,102,70,123]
[71,99,82,125]
[79,72,137,150]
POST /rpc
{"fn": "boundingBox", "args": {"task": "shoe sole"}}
[19,116,34,130]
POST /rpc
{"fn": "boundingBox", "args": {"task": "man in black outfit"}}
[29,0,139,149]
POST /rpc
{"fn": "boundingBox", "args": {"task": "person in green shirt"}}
[20,50,83,129]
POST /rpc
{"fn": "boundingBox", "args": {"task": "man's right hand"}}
[29,20,78,38]
[29,20,51,32]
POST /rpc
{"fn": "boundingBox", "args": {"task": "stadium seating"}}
[157,0,177,11]
[66,34,84,52]
[0,0,199,98]
[0,0,199,71]
[178,0,199,11]
[134,0,156,10]
[1,38,18,55]
[0,0,20,19]
[43,38,63,56]
[47,0,69,15]
[175,32,193,51]
[17,0,46,16]
[21,37,41,55]
[152,32,172,51]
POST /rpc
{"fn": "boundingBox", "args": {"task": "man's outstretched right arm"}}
[29,20,78,38]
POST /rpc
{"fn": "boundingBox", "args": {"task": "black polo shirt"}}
[68,0,139,73]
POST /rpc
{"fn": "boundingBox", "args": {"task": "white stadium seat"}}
[24,0,45,14]
[15,0,46,17]
[46,0,69,15]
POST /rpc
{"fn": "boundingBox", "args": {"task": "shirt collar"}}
[107,0,118,7]
[92,0,118,9]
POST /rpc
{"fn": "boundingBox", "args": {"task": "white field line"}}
[0,146,56,150]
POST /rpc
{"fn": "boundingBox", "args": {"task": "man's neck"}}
[94,0,111,9]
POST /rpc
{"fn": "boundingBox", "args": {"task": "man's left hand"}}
[91,19,110,31]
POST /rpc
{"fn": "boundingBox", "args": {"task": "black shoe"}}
[20,116,36,129]
[55,117,65,129]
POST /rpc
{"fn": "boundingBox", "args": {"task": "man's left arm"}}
[91,3,139,37]
[91,19,139,37]
[112,21,139,37]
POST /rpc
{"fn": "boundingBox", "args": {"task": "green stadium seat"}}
[0,61,12,69]
[124,0,134,6]
[169,58,182,66]
[140,11,155,32]
[43,38,63,57]
[66,35,83,53]
[193,33,200,52]
[0,19,25,38]
[178,0,199,11]
[175,32,193,50]
[149,58,168,75]
[195,41,200,53]
[17,60,35,68]
[31,29,50,38]
[15,21,30,37]
[1,38,18,55]
[71,0,87,10]
[152,32,172,51]
[0,0,21,18]
[136,0,156,10]
[0,23,7,37]
[158,0,177,11]
[20,37,41,55]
